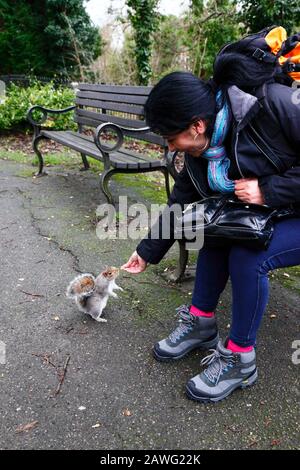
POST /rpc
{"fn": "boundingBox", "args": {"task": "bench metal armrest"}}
[26,105,76,128]
[94,122,150,154]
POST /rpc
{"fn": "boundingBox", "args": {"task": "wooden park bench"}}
[26,83,176,204]
[26,83,188,281]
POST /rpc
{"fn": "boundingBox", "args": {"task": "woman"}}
[121,51,300,402]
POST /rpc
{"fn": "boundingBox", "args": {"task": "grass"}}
[0,148,79,166]
[272,265,300,293]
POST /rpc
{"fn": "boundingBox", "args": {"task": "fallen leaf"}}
[271,439,281,447]
[123,408,132,417]
[53,316,60,321]
[16,420,39,433]
[92,423,101,428]
[248,437,258,448]
[283,273,290,278]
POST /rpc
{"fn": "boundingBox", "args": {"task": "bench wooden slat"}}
[68,132,163,165]
[68,131,163,162]
[74,115,165,146]
[41,130,104,159]
[66,132,156,164]
[76,108,146,128]
[109,150,160,165]
[116,148,161,163]
[40,131,165,171]
[47,132,105,159]
[110,152,147,166]
[75,98,144,115]
[78,83,152,95]
[110,154,163,169]
[67,132,160,163]
[76,90,147,106]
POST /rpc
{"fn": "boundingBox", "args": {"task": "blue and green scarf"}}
[202,90,235,193]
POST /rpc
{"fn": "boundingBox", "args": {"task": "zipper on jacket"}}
[248,123,281,173]
[185,157,208,199]
[234,124,245,178]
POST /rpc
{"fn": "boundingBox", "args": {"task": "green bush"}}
[0,81,76,131]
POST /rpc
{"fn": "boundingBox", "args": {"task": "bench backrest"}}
[75,83,166,147]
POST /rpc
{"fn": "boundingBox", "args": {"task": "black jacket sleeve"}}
[136,164,200,264]
[258,84,300,207]
[259,166,300,207]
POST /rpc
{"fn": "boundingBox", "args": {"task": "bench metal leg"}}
[168,240,189,282]
[33,135,48,177]
[161,167,171,199]
[100,168,117,205]
[80,153,90,171]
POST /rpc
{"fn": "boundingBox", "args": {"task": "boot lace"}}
[201,348,236,385]
[168,304,195,343]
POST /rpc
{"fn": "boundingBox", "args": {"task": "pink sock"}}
[190,305,214,318]
[227,339,253,353]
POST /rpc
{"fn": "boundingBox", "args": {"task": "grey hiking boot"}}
[186,339,257,403]
[153,304,219,362]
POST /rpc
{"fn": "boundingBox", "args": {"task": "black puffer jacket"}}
[137,82,300,264]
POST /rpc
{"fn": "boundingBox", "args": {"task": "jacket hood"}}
[227,85,262,129]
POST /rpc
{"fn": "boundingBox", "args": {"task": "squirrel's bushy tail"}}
[66,273,95,299]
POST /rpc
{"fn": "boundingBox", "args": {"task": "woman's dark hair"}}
[144,71,217,137]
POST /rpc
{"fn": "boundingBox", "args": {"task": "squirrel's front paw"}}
[95,317,107,322]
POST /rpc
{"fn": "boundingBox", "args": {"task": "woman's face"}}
[165,120,209,157]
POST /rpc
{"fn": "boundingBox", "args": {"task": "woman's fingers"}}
[121,251,147,273]
[122,265,142,273]
[122,260,144,273]
[121,260,132,269]
[121,251,138,270]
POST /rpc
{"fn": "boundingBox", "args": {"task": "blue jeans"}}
[192,217,300,347]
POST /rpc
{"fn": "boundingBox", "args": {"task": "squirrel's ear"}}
[102,271,107,277]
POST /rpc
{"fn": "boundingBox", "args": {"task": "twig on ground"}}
[53,355,71,397]
[32,353,57,368]
[20,290,44,298]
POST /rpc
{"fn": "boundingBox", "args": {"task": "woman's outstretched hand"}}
[121,250,148,274]
[234,178,265,205]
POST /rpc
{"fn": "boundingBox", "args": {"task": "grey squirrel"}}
[66,266,123,322]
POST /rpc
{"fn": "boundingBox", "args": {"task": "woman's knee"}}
[229,245,267,277]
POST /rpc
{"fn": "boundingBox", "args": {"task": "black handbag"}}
[175,195,278,249]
